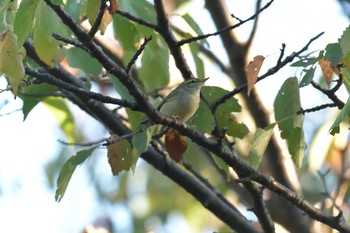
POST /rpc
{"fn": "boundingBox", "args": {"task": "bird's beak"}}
[202,77,210,82]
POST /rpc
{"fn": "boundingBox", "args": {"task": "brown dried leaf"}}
[318,58,334,86]
[108,0,118,14]
[107,137,133,176]
[165,128,187,162]
[100,11,113,35]
[246,55,265,96]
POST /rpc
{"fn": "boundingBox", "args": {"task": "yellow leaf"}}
[165,128,187,162]
[0,29,24,95]
[246,55,265,96]
[107,136,133,176]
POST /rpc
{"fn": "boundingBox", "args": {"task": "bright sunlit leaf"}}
[33,1,66,66]
[14,0,39,45]
[55,147,96,202]
[246,55,265,96]
[0,29,25,95]
[0,0,17,31]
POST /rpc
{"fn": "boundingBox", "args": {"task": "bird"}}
[142,77,209,125]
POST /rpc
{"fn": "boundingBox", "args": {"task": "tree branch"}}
[24,67,138,110]
[178,0,274,46]
[213,32,324,109]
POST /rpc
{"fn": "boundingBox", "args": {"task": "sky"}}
[0,0,349,233]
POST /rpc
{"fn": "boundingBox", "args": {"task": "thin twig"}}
[126,36,153,74]
[102,126,148,146]
[24,67,138,110]
[115,9,158,30]
[58,138,108,147]
[311,80,345,109]
[52,33,89,52]
[212,32,324,109]
[86,0,106,41]
[245,0,262,49]
[298,103,338,114]
[178,0,274,46]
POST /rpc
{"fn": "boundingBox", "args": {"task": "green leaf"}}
[111,75,134,101]
[217,114,249,139]
[342,51,350,75]
[287,127,306,168]
[211,152,230,181]
[85,0,100,25]
[189,42,205,79]
[113,15,143,54]
[299,66,316,87]
[64,0,84,22]
[66,47,102,75]
[19,83,56,121]
[182,13,208,46]
[55,147,96,202]
[188,86,243,134]
[329,97,350,135]
[274,77,303,139]
[42,97,76,142]
[138,37,169,92]
[131,130,151,153]
[247,123,276,169]
[290,57,318,67]
[119,0,156,23]
[339,25,350,54]
[33,1,67,66]
[0,29,25,95]
[187,101,215,133]
[0,0,17,31]
[343,68,350,94]
[127,109,144,130]
[324,43,343,66]
[14,0,38,46]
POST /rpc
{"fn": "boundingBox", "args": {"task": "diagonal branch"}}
[24,67,138,110]
[178,0,274,46]
[212,32,324,109]
[86,0,107,41]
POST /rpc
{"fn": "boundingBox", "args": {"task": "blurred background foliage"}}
[1,0,350,232]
